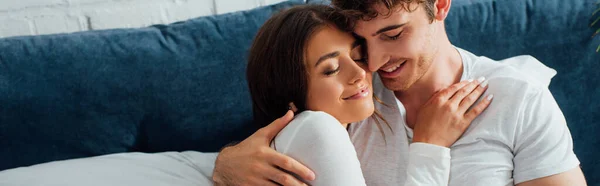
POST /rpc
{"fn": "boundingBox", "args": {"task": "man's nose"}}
[367,43,387,72]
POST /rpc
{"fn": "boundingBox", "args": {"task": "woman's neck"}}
[341,123,349,129]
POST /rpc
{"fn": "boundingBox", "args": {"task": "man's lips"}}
[378,61,406,78]
[343,86,369,100]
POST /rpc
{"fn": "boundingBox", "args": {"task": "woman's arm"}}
[271,111,366,186]
[272,111,456,186]
[405,143,451,186]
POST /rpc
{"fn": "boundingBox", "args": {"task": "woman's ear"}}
[288,102,298,113]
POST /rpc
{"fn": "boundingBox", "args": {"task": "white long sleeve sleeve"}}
[405,143,451,186]
[272,111,451,186]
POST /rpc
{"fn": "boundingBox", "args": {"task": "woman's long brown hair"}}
[246,5,391,136]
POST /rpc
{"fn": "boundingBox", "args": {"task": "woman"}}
[242,4,491,186]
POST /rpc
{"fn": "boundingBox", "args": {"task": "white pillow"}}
[0,151,217,186]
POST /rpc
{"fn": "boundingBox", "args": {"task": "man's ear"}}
[434,0,452,21]
[288,102,298,113]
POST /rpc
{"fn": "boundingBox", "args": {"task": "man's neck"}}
[395,44,464,128]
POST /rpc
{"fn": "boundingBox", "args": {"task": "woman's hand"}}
[413,77,492,147]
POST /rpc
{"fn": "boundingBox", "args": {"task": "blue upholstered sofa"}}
[0,0,598,184]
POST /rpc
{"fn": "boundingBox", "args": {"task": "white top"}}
[272,111,451,186]
[348,48,580,186]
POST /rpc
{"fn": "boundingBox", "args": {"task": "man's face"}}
[354,3,440,92]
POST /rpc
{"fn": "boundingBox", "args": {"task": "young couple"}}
[213,0,586,185]
[0,0,586,185]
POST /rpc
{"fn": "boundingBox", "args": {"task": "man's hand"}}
[413,77,492,147]
[212,110,316,186]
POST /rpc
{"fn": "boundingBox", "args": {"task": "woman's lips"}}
[343,87,369,100]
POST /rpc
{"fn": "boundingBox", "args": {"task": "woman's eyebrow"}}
[315,51,340,67]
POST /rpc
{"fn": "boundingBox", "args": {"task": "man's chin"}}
[381,79,411,92]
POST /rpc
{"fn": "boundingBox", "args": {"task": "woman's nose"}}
[349,61,367,85]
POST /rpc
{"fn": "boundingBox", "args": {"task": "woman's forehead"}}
[304,26,355,65]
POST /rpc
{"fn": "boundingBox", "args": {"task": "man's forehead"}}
[353,9,409,36]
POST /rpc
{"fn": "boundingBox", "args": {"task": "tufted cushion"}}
[0,0,303,171]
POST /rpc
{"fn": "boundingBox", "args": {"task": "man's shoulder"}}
[460,52,561,133]
[456,54,557,152]
[461,51,559,130]
[464,51,555,97]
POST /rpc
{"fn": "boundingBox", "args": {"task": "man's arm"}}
[212,111,315,186]
[512,86,586,185]
[517,167,586,186]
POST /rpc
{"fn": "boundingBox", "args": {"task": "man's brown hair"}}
[331,0,437,22]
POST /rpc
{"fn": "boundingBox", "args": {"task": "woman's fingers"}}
[455,78,488,112]
[413,77,493,147]
[464,94,494,122]
[448,77,484,104]
[435,80,471,101]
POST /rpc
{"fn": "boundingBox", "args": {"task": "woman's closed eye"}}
[352,57,367,63]
[324,66,340,76]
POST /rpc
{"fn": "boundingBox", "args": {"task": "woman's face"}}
[304,25,374,124]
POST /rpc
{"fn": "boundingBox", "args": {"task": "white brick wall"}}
[0,0,294,38]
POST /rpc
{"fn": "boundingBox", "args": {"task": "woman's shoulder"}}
[285,111,343,133]
[272,111,349,152]
[294,111,339,123]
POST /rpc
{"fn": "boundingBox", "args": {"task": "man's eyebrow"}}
[315,51,340,67]
[372,24,406,36]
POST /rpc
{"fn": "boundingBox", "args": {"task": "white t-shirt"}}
[348,48,580,186]
[272,111,451,186]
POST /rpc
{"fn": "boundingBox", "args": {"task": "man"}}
[212,0,587,185]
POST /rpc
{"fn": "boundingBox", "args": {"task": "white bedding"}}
[0,151,217,186]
